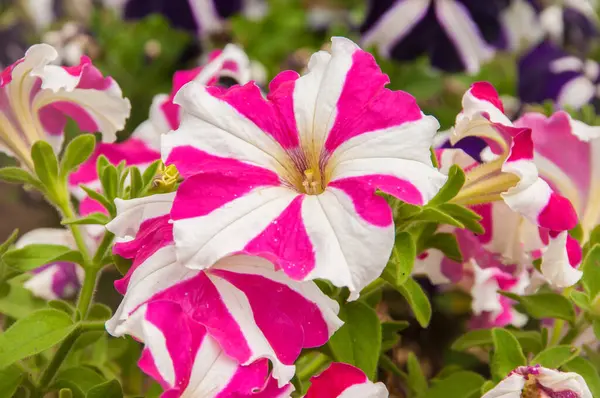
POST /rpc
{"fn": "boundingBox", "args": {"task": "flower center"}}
[301,168,324,195]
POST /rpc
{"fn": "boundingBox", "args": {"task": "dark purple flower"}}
[361,0,511,74]
[540,0,599,55]
[519,40,600,109]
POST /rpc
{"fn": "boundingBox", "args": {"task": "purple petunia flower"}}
[360,0,512,74]
[519,40,600,109]
[540,0,599,54]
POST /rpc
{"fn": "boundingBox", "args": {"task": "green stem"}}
[360,278,387,299]
[550,319,565,346]
[92,232,114,265]
[296,353,330,381]
[76,267,99,320]
[57,199,92,266]
[35,328,82,395]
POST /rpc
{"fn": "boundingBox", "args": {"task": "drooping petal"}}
[536,366,593,398]
[305,363,388,398]
[481,373,524,398]
[540,231,583,288]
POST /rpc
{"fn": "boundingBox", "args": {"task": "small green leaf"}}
[49,300,75,315]
[100,165,118,201]
[531,345,579,369]
[96,155,110,177]
[383,232,415,285]
[31,140,59,189]
[0,167,43,190]
[395,202,422,220]
[52,367,106,398]
[582,245,600,299]
[424,371,485,398]
[80,186,116,216]
[60,135,96,178]
[128,167,143,198]
[112,254,132,276]
[393,277,432,327]
[59,389,74,398]
[327,301,381,379]
[491,328,526,381]
[424,233,462,262]
[142,160,161,186]
[381,321,409,351]
[480,380,495,395]
[437,203,484,234]
[88,303,112,321]
[416,208,464,228]
[3,244,83,271]
[0,308,76,368]
[0,229,19,257]
[563,357,600,397]
[570,290,591,311]
[86,379,123,398]
[407,352,428,396]
[500,292,575,323]
[452,329,542,354]
[427,165,465,206]
[62,212,110,226]
[0,365,24,398]
[593,320,600,341]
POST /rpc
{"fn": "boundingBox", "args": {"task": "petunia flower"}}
[498,0,544,51]
[129,300,294,398]
[14,228,91,300]
[105,193,343,384]
[162,37,447,299]
[0,44,130,171]
[518,40,600,110]
[482,365,592,398]
[540,0,599,53]
[360,0,508,74]
[304,362,388,398]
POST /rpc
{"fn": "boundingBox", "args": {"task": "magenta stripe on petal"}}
[40,101,99,134]
[506,128,534,162]
[207,83,300,149]
[138,348,170,391]
[170,164,280,220]
[305,363,368,398]
[63,56,112,90]
[329,175,422,226]
[470,82,504,113]
[537,193,578,232]
[244,195,316,280]
[215,359,269,397]
[324,50,421,153]
[212,269,331,364]
[267,70,301,146]
[150,272,253,363]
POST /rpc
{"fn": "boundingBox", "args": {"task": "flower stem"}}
[550,319,565,346]
[296,353,330,381]
[34,327,82,396]
[76,266,99,320]
[57,199,92,266]
[92,231,114,265]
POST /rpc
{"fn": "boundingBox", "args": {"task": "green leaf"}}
[128,167,143,198]
[424,371,485,398]
[0,278,45,318]
[424,232,462,262]
[88,303,112,321]
[112,254,132,276]
[582,245,600,299]
[452,329,542,354]
[142,160,161,186]
[593,320,600,341]
[86,379,123,398]
[59,389,74,398]
[428,165,465,206]
[381,321,409,351]
[0,308,76,368]
[491,328,526,381]
[100,165,118,201]
[563,357,600,398]
[415,208,464,228]
[327,301,381,379]
[49,300,75,316]
[531,345,579,369]
[60,135,96,178]
[570,290,591,311]
[0,365,24,398]
[62,212,110,226]
[31,140,59,189]
[481,380,495,395]
[437,203,484,234]
[52,367,106,398]
[0,167,43,190]
[80,186,116,216]
[407,352,428,396]
[392,277,432,327]
[3,244,83,271]
[500,292,575,323]
[96,155,110,177]
[0,229,19,258]
[383,232,415,285]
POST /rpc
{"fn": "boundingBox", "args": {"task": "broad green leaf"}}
[0,279,45,318]
[500,292,575,323]
[424,371,485,398]
[0,308,76,368]
[0,365,23,398]
[428,165,465,206]
[31,140,59,190]
[0,167,42,190]
[80,186,116,216]
[62,212,110,226]
[407,352,427,396]
[491,328,526,381]
[86,379,123,398]
[383,232,415,285]
[424,233,462,262]
[392,277,432,327]
[582,245,600,299]
[452,329,542,354]
[437,203,484,234]
[52,367,106,398]
[563,357,600,398]
[3,244,83,271]
[60,135,96,178]
[327,301,381,379]
[531,346,579,369]
[481,380,495,395]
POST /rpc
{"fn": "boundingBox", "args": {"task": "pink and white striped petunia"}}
[482,365,592,398]
[0,44,130,171]
[305,362,388,398]
[131,300,294,398]
[162,37,447,298]
[514,111,600,236]
[105,194,343,384]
